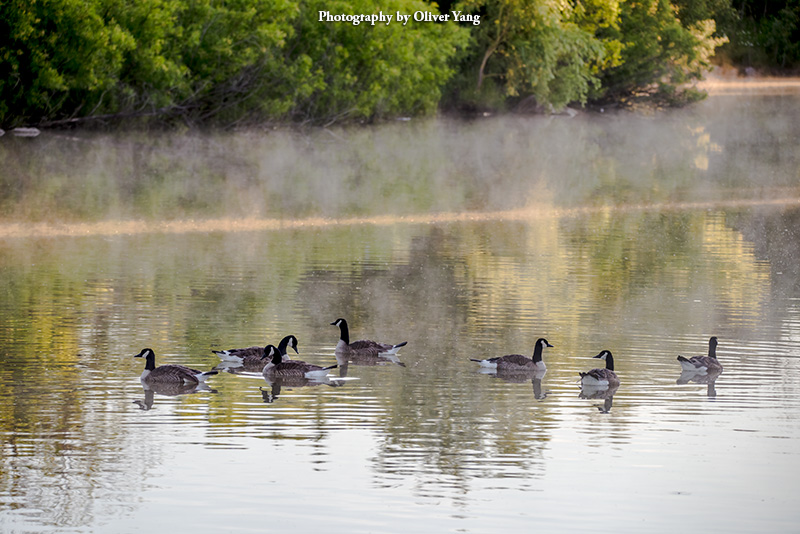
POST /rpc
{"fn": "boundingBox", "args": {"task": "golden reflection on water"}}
[0,196,798,239]
[699,76,800,96]
[0,204,798,533]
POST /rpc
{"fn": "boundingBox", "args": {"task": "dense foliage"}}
[0,0,466,127]
[0,0,795,127]
[720,0,800,70]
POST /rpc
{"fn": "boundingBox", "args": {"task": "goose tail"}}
[213,350,241,362]
[382,342,407,355]
[677,355,701,371]
[305,365,337,379]
[196,370,219,382]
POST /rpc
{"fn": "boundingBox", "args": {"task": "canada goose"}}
[261,345,337,380]
[135,348,218,384]
[677,336,723,373]
[330,318,407,358]
[213,335,299,364]
[470,338,553,371]
[579,350,620,387]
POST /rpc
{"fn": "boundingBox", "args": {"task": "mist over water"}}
[1,81,798,230]
[1,83,799,533]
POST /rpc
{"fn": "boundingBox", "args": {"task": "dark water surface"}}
[1,86,799,533]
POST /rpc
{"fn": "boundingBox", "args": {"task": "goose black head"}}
[593,350,612,360]
[278,335,299,355]
[593,350,615,370]
[531,338,553,362]
[134,348,155,359]
[134,348,156,371]
[263,344,281,364]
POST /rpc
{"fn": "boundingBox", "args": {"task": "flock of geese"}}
[134,318,723,408]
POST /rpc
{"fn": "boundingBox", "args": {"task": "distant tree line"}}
[0,0,797,128]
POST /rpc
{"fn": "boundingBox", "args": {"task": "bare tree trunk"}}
[476,4,507,91]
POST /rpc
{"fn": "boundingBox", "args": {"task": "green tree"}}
[170,0,298,123]
[721,0,800,70]
[450,0,622,111]
[596,0,726,105]
[283,0,469,123]
[0,0,133,126]
[99,0,186,114]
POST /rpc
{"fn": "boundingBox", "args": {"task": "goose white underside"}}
[580,374,610,387]
[262,362,336,380]
[336,339,406,356]
[262,369,333,380]
[303,369,333,379]
[225,369,270,379]
[473,358,545,371]
[195,371,216,382]
[214,360,248,371]
[215,351,245,363]
[215,348,286,363]
[679,360,709,372]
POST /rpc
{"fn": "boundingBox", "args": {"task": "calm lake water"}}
[1,82,799,533]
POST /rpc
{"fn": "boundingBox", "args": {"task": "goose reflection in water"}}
[479,367,550,400]
[214,359,272,375]
[260,375,342,403]
[677,368,722,398]
[335,351,406,378]
[579,384,618,413]
[133,381,217,410]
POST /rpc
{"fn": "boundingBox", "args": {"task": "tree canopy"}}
[0,0,795,128]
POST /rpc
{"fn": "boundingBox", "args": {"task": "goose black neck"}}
[605,353,615,371]
[263,345,280,362]
[271,351,283,365]
[338,321,350,345]
[708,337,718,359]
[531,342,544,363]
[277,335,293,355]
[144,352,156,371]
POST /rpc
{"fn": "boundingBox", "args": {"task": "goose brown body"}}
[331,318,407,358]
[471,338,552,371]
[677,337,722,373]
[579,350,620,387]
[135,348,217,384]
[579,367,619,386]
[214,335,298,365]
[261,346,337,379]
